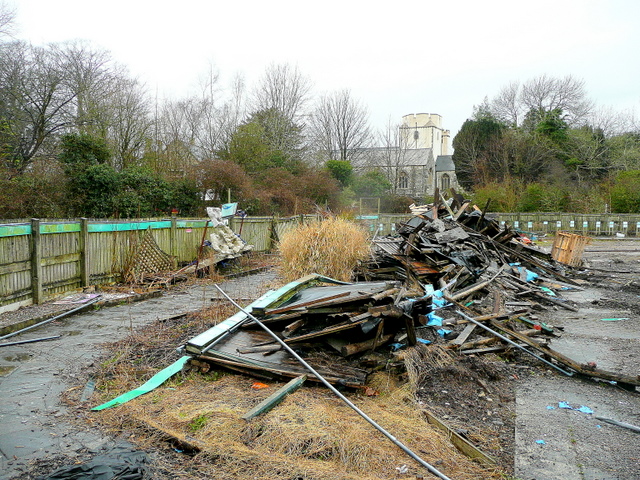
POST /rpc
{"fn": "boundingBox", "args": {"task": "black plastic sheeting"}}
[37,443,147,480]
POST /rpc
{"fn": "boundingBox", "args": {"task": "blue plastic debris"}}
[546,406,556,410]
[436,328,452,337]
[390,343,405,351]
[577,405,594,414]
[536,440,546,445]
[558,401,593,414]
[417,338,432,345]
[509,263,539,283]
[432,290,448,308]
[426,312,444,326]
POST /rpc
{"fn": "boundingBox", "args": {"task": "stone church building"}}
[353,113,459,199]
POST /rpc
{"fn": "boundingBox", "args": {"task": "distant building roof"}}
[435,155,455,172]
[350,147,434,169]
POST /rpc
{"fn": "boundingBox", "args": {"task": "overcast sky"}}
[8,0,640,140]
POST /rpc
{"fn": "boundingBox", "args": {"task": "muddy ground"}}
[0,241,638,480]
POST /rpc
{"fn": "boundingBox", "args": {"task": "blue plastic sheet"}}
[426,312,443,327]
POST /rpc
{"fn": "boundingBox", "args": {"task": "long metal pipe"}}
[214,284,452,480]
[0,296,102,342]
[454,310,574,376]
[0,335,61,347]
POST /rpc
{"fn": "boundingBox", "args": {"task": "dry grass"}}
[90,372,503,480]
[278,217,371,282]
[75,275,506,480]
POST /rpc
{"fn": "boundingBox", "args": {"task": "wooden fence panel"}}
[0,232,31,306]
[2,212,640,312]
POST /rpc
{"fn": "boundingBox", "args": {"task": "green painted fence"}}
[1,212,638,312]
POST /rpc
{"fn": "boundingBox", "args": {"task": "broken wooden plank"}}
[528,291,578,312]
[421,409,496,465]
[460,345,509,355]
[283,319,306,337]
[449,323,476,346]
[341,333,395,356]
[264,291,351,315]
[488,321,640,387]
[452,201,471,221]
[242,375,307,420]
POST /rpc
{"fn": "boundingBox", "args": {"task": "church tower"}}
[399,113,450,156]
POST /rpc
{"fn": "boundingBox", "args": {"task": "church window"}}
[440,173,450,191]
[399,171,409,189]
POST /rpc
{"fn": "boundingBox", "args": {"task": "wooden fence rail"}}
[1,212,639,312]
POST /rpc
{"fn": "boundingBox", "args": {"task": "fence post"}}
[170,216,177,258]
[30,218,43,304]
[80,218,90,287]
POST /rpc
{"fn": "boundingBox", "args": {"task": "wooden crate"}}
[551,231,591,267]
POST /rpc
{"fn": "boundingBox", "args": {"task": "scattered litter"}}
[251,382,270,390]
[600,318,630,321]
[53,293,101,305]
[536,440,546,445]
[558,402,593,414]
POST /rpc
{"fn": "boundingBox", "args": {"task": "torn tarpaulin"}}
[36,443,146,480]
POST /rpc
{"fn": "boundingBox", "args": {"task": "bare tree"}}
[250,64,311,157]
[53,40,122,134]
[251,63,311,122]
[107,76,152,170]
[375,119,412,193]
[490,82,522,127]
[0,2,16,39]
[490,75,593,128]
[521,74,593,125]
[0,41,77,175]
[310,89,372,162]
[195,67,246,160]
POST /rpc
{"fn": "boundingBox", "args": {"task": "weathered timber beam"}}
[341,333,395,357]
[242,375,307,420]
[488,321,640,386]
[421,409,496,465]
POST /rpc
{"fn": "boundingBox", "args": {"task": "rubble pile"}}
[185,197,639,391]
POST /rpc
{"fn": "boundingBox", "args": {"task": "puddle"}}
[3,353,31,362]
[0,365,16,376]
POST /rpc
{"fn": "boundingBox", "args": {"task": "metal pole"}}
[0,335,61,347]
[0,296,102,342]
[214,285,452,480]
[454,310,574,376]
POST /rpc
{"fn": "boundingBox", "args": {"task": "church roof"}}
[350,147,434,169]
[435,155,455,172]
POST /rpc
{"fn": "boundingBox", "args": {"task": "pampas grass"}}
[278,217,370,282]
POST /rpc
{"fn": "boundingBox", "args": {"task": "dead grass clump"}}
[90,371,503,480]
[278,217,370,282]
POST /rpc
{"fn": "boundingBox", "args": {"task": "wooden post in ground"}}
[80,218,90,287]
[170,216,177,260]
[30,218,43,304]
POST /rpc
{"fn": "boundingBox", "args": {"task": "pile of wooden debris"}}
[184,197,639,391]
